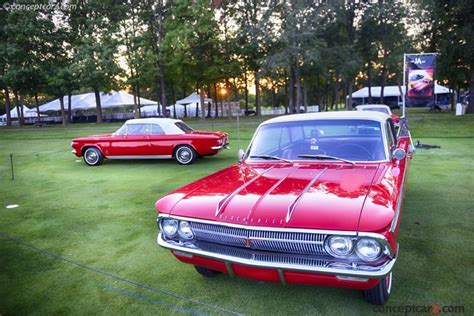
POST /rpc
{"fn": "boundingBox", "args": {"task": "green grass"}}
[0,111,473,315]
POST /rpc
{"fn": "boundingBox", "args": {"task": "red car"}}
[71,118,228,166]
[156,112,414,304]
[356,104,400,126]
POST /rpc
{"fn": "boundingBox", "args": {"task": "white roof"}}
[351,84,451,99]
[123,118,185,135]
[356,104,392,114]
[260,111,390,126]
[32,91,158,113]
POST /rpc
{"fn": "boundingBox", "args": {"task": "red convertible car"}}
[356,104,400,126]
[71,118,228,166]
[156,112,414,304]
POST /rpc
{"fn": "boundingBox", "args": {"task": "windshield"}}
[113,124,127,136]
[247,119,386,162]
[362,107,390,115]
[175,122,193,132]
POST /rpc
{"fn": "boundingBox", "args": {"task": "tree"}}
[68,0,123,123]
[420,0,473,113]
[163,0,222,118]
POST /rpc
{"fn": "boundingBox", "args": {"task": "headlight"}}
[325,236,353,257]
[178,221,194,240]
[355,238,382,262]
[161,219,178,238]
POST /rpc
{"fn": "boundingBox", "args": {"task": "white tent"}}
[170,92,213,118]
[351,84,451,99]
[32,91,158,113]
[0,105,44,118]
[140,104,161,116]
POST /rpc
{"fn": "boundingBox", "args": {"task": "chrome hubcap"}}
[177,148,192,163]
[85,150,98,164]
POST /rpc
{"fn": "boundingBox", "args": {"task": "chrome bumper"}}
[211,143,230,150]
[71,149,77,154]
[157,233,396,278]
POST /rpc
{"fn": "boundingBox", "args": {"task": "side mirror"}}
[238,148,245,161]
[392,148,406,161]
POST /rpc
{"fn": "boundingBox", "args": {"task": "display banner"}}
[406,54,436,106]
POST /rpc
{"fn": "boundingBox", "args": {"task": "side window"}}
[385,120,395,152]
[150,124,165,135]
[127,124,148,135]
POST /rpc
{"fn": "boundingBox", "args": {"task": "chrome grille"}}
[198,241,328,267]
[191,222,328,256]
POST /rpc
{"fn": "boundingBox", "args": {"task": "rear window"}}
[175,122,193,132]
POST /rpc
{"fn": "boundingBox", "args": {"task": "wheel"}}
[194,265,221,277]
[83,147,104,166]
[174,145,196,165]
[363,272,392,305]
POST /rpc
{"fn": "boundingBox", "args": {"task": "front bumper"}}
[211,143,230,150]
[157,233,397,279]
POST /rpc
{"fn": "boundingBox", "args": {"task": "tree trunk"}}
[284,70,289,114]
[380,62,386,104]
[35,93,41,123]
[136,84,142,118]
[94,88,103,123]
[294,59,302,113]
[367,64,373,104]
[334,74,340,111]
[4,88,12,126]
[13,91,22,126]
[133,85,139,118]
[466,65,474,114]
[347,80,353,110]
[289,64,295,113]
[213,83,219,118]
[302,79,308,112]
[67,92,72,123]
[171,80,177,118]
[59,95,66,127]
[244,71,249,111]
[255,71,261,116]
[198,84,205,118]
[20,94,25,124]
[159,63,168,117]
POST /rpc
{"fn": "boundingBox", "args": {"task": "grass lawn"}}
[0,110,473,315]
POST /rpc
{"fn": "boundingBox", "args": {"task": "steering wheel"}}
[333,143,373,160]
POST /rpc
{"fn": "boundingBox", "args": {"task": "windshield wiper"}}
[297,154,356,166]
[249,155,293,164]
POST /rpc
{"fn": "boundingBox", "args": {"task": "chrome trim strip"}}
[158,234,395,278]
[285,168,328,223]
[389,164,408,233]
[215,166,275,217]
[108,155,172,159]
[248,170,292,220]
[158,214,357,236]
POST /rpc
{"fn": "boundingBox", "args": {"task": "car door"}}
[387,118,411,236]
[148,123,173,157]
[109,123,151,157]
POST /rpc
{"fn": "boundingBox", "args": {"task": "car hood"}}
[156,163,386,231]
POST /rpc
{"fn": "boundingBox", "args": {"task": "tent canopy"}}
[351,84,451,99]
[32,91,158,113]
[0,105,45,118]
[176,92,212,105]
